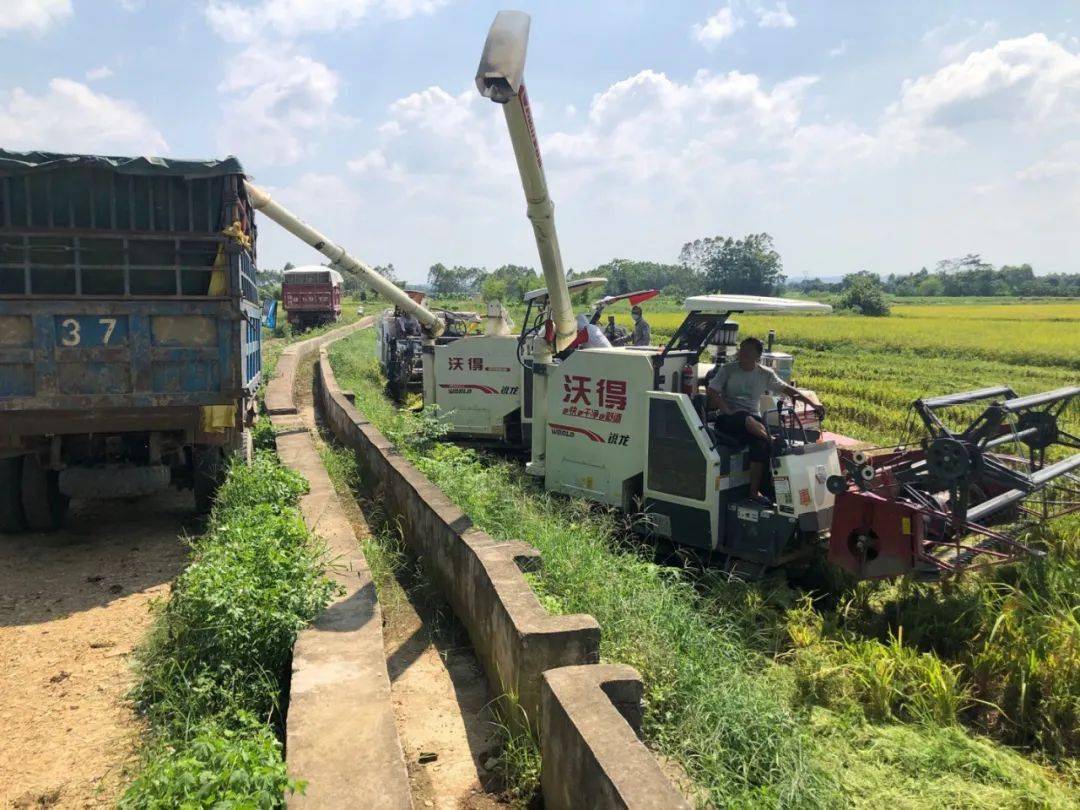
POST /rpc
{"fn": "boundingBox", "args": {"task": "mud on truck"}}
[0,151,262,529]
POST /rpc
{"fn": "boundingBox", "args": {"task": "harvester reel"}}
[925,437,973,484]
[1016,410,1058,450]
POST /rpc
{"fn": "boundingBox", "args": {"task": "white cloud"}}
[693,6,743,49]
[0,78,168,153]
[204,0,446,41]
[117,0,144,10]
[85,65,114,81]
[271,31,1080,280]
[0,0,72,35]
[884,33,1080,151]
[758,2,796,29]
[351,66,840,209]
[828,40,848,58]
[922,17,999,62]
[1016,140,1080,181]
[216,43,343,165]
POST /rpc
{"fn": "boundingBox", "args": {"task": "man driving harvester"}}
[707,337,825,506]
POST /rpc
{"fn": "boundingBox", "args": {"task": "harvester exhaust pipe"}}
[243,180,445,337]
[476,11,576,354]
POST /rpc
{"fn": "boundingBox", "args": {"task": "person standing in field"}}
[630,304,651,346]
[707,336,824,506]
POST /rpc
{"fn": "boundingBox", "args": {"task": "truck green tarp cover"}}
[0,150,249,235]
[0,150,245,178]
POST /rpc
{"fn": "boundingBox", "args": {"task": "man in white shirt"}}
[575,313,612,348]
[706,337,824,505]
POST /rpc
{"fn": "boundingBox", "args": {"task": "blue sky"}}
[2,0,1078,283]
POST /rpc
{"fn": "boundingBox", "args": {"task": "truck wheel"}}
[21,455,69,531]
[0,456,27,533]
[193,444,225,516]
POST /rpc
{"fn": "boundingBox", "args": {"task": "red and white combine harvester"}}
[472,10,1079,580]
[240,10,1079,582]
[281,265,343,329]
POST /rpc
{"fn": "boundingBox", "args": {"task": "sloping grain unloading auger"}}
[829,384,1080,579]
[243,180,445,337]
[476,10,576,356]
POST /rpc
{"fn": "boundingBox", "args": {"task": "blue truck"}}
[0,151,261,529]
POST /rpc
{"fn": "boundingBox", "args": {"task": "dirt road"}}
[0,492,192,809]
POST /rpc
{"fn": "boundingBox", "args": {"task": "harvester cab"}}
[535,293,838,576]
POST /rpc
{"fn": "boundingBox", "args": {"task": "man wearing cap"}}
[630,305,651,346]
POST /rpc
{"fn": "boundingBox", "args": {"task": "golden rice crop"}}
[629,304,1079,369]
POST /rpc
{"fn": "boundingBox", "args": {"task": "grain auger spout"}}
[475,10,575,356]
[243,180,445,337]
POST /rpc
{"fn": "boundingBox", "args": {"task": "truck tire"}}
[0,456,27,533]
[21,455,69,531]
[193,444,225,516]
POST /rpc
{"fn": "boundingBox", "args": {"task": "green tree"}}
[480,276,508,302]
[591,258,703,297]
[427,263,484,297]
[679,233,786,295]
[915,276,944,296]
[837,272,890,316]
[484,264,541,302]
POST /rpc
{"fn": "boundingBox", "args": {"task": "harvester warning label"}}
[774,477,794,515]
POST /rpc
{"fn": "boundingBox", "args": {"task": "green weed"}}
[124,453,336,807]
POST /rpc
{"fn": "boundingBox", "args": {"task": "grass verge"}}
[329,326,1077,808]
[121,452,337,807]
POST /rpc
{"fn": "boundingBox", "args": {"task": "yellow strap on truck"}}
[200,405,234,432]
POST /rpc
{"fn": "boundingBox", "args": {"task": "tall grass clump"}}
[329,327,1079,807]
[805,518,1080,757]
[122,453,336,807]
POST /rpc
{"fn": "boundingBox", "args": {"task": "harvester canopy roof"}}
[684,294,832,314]
[523,276,607,303]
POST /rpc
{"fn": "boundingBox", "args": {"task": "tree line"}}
[789,254,1080,299]
[261,236,1078,314]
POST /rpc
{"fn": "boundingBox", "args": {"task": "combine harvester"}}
[374,275,662,442]
[242,10,1079,581]
[468,10,1080,579]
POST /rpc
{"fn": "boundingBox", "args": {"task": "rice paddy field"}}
[611,298,1080,446]
[329,298,1080,808]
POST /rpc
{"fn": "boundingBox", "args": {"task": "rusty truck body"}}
[0,151,261,529]
[281,266,343,329]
